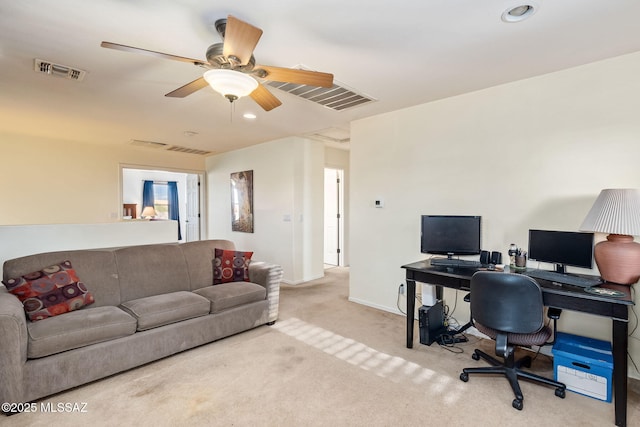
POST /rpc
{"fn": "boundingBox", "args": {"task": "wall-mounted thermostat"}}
[374,199,384,208]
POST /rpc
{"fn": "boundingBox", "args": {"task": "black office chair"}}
[459,271,566,410]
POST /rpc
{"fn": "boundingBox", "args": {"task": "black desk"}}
[402,260,634,427]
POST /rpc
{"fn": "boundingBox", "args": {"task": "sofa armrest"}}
[0,288,28,404]
[249,262,283,323]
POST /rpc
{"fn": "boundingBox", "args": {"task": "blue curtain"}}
[142,180,155,214]
[168,181,182,241]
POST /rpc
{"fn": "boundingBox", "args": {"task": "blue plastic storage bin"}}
[552,332,613,402]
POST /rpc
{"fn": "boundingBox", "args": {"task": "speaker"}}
[480,250,490,265]
[490,251,502,265]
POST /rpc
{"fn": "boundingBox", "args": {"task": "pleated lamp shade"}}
[580,189,640,285]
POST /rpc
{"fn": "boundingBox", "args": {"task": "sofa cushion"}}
[194,282,266,313]
[114,244,191,302]
[213,249,253,284]
[2,249,121,308]
[27,306,136,358]
[3,260,95,322]
[179,240,236,291]
[119,291,210,331]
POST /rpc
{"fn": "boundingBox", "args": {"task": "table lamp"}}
[141,206,157,219]
[579,188,640,285]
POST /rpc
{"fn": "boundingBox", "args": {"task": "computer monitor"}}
[421,215,481,258]
[528,229,594,273]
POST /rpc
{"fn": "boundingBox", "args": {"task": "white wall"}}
[0,133,205,225]
[206,136,325,284]
[350,52,640,378]
[0,221,178,267]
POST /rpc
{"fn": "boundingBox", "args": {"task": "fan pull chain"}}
[228,101,234,123]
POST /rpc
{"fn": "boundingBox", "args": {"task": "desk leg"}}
[613,318,628,427]
[406,279,416,348]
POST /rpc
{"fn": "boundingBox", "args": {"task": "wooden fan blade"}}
[250,83,282,111]
[101,41,206,66]
[256,65,333,88]
[165,77,209,98]
[223,16,263,66]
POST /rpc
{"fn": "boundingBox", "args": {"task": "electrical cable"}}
[396,283,406,315]
[629,286,638,337]
[436,334,464,353]
[443,290,464,330]
[627,287,639,374]
[628,350,639,375]
[448,289,459,318]
[530,316,558,363]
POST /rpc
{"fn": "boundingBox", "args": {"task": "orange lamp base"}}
[594,234,640,285]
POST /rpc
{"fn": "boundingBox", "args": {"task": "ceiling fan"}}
[101,15,334,111]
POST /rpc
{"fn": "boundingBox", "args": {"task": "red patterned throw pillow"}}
[3,260,95,321]
[213,248,253,285]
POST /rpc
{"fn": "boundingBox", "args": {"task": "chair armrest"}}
[545,307,562,345]
[0,288,29,403]
[547,307,562,320]
[249,262,283,323]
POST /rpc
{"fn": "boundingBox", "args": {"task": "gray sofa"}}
[0,239,283,408]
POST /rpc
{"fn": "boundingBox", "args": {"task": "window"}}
[153,183,169,220]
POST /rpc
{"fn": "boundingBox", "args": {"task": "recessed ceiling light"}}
[501,4,537,23]
[243,113,257,120]
[183,131,198,137]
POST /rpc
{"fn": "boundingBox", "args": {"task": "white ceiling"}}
[1,1,639,155]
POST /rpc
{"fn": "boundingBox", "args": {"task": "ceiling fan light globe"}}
[203,69,258,100]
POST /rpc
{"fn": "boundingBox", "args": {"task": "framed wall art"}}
[230,170,254,233]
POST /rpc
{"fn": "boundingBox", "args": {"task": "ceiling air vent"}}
[34,59,87,81]
[305,127,350,144]
[130,139,168,149]
[130,140,211,156]
[265,66,376,111]
[166,146,212,156]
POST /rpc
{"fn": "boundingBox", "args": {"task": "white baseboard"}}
[348,296,402,316]
[282,272,325,285]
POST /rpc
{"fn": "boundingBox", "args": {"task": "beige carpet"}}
[4,267,639,426]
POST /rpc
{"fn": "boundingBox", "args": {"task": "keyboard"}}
[430,258,484,269]
[523,269,603,288]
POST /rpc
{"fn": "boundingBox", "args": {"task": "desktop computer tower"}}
[419,301,447,346]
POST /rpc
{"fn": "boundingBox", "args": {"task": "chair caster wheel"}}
[460,372,469,382]
[512,399,523,410]
[472,352,480,361]
[555,388,566,398]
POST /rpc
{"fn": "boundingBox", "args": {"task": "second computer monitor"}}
[528,229,594,273]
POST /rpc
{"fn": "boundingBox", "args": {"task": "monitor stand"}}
[555,263,566,274]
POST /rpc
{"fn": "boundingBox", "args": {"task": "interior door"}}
[185,174,201,242]
[324,168,343,266]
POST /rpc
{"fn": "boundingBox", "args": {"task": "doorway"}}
[121,167,204,242]
[324,168,344,266]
